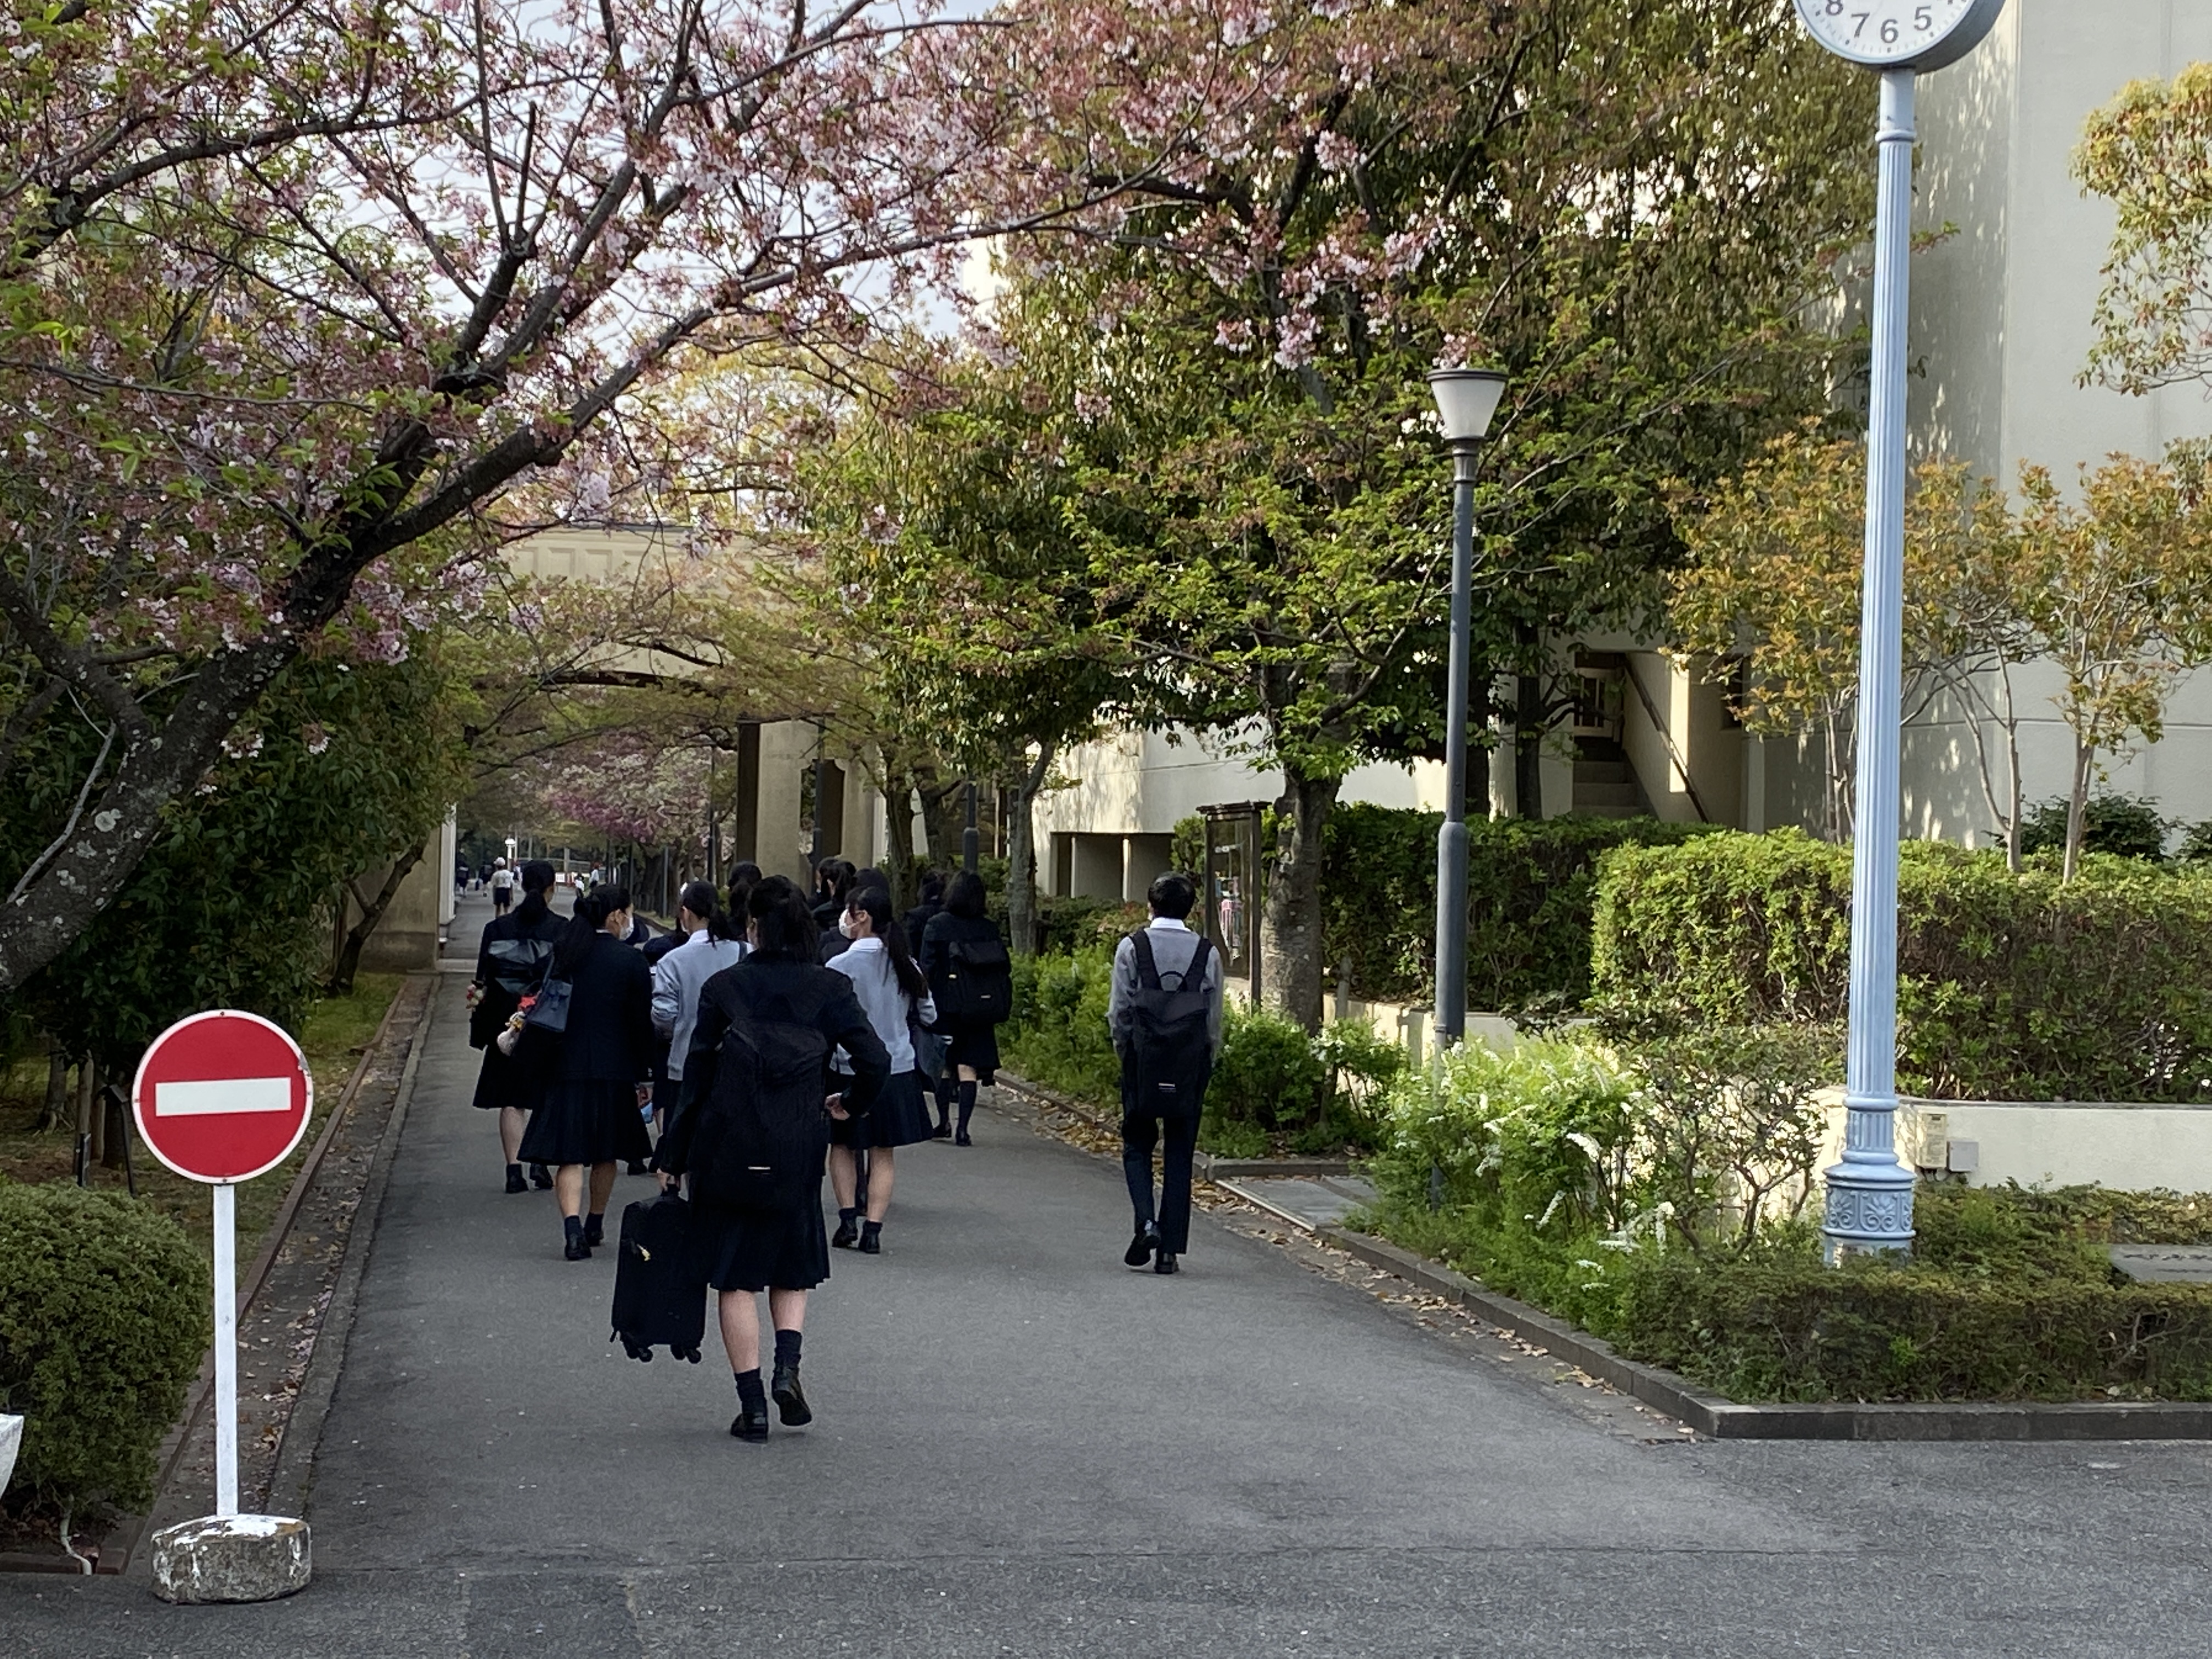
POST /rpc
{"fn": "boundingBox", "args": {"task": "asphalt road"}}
[9,898,2212,1655]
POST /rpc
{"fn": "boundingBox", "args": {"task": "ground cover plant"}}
[1353,1029,2212,1402]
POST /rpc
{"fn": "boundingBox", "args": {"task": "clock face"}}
[1793,0,2000,69]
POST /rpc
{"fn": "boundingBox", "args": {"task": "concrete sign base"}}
[150,1514,311,1604]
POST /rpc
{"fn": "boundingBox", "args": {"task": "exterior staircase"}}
[1571,736,1651,818]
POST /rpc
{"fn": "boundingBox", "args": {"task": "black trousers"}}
[1121,1065,1207,1256]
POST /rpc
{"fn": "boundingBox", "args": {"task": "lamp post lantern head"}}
[1426,366,1506,446]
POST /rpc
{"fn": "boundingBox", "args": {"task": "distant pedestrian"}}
[650,880,747,1146]
[810,858,856,932]
[826,885,937,1255]
[656,877,890,1442]
[490,856,515,915]
[1108,873,1223,1276]
[469,859,563,1193]
[920,871,1013,1147]
[517,885,656,1260]
[818,866,888,964]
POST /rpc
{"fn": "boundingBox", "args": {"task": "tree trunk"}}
[328,841,427,996]
[1260,764,1341,1030]
[36,1047,67,1132]
[1514,672,1544,820]
[881,767,917,912]
[912,761,967,871]
[1005,740,1054,958]
[2063,737,2094,883]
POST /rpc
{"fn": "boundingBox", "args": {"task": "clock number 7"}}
[1851,10,1868,33]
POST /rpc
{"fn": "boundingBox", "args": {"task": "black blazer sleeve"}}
[657,983,725,1177]
[619,947,654,1080]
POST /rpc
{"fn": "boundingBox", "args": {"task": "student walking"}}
[656,877,890,1442]
[469,859,565,1193]
[1108,873,1224,1276]
[651,880,747,1145]
[489,856,516,915]
[517,886,656,1260]
[920,870,1012,1146]
[825,885,937,1255]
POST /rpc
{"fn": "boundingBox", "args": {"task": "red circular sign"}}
[131,1010,313,1183]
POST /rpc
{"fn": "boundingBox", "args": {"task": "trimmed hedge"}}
[1320,805,1714,1009]
[1592,829,2212,1102]
[0,1181,211,1522]
[1616,1184,2212,1402]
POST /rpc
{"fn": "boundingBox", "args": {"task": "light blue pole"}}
[1433,443,1478,1048]
[1822,67,1919,1259]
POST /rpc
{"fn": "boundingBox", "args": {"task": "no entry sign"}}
[132,1010,313,1184]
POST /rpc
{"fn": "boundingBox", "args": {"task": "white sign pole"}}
[212,1180,239,1518]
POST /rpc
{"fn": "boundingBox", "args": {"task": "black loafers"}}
[530,1163,554,1189]
[771,1364,812,1427]
[1154,1252,1180,1275]
[563,1235,591,1261]
[504,1168,529,1194]
[1124,1224,1160,1267]
[730,1405,770,1443]
[831,1218,859,1250]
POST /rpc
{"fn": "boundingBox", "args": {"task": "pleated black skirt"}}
[471,1042,536,1113]
[693,1189,831,1293]
[941,1019,1001,1084]
[517,1078,651,1166]
[829,1069,935,1152]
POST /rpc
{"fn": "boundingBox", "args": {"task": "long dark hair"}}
[847,886,928,1001]
[746,876,820,961]
[726,861,762,921]
[552,883,629,978]
[515,859,557,926]
[679,879,740,942]
[943,869,986,920]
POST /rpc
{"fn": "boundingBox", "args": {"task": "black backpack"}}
[1122,930,1215,1113]
[935,933,1014,1025]
[687,1000,833,1209]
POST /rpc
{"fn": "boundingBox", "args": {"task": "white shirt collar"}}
[1149,917,1191,932]
[846,934,885,953]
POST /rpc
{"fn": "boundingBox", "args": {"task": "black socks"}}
[584,1212,605,1246]
[956,1080,978,1133]
[861,1220,882,1245]
[505,1161,522,1179]
[735,1368,766,1412]
[838,1206,857,1226]
[774,1329,802,1372]
[563,1214,583,1244]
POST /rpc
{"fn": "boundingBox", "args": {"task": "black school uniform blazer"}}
[553,932,656,1084]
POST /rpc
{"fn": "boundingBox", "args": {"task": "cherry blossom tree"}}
[0,0,1107,990]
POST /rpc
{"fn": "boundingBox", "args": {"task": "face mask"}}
[837,911,860,939]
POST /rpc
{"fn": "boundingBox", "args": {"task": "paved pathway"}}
[10,896,2212,1654]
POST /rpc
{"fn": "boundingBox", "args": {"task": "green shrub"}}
[2018,793,2170,861]
[1616,1214,2212,1403]
[1002,945,1120,1105]
[2178,820,2212,864]
[0,1182,212,1523]
[1592,828,2212,1102]
[1321,805,1715,1011]
[1209,1006,1327,1131]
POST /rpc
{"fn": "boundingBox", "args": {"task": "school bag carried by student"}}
[1120,930,1215,1114]
[933,933,1013,1026]
[610,1188,707,1362]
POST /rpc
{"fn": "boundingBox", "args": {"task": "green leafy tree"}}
[2076,63,2212,394]
[994,0,1875,1025]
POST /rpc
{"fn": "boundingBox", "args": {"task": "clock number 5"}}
[1914,5,1933,26]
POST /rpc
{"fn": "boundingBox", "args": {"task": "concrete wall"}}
[356,829,445,972]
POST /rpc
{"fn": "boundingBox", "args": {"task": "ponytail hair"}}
[726,861,761,922]
[679,878,740,942]
[745,875,820,961]
[552,883,630,978]
[515,859,557,925]
[847,886,927,1001]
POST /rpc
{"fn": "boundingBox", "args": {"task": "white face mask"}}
[837,910,860,940]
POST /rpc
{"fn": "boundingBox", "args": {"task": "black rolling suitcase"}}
[610,1192,707,1362]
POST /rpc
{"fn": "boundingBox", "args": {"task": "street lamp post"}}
[962,782,980,876]
[1426,366,1508,1050]
[1791,0,2005,1258]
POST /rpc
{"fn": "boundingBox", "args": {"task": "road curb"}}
[260,973,436,1520]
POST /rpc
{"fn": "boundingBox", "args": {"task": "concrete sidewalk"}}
[9,911,2212,1654]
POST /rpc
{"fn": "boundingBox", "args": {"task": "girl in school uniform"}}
[826,884,937,1255]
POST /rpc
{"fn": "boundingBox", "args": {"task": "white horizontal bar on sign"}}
[154,1076,294,1117]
